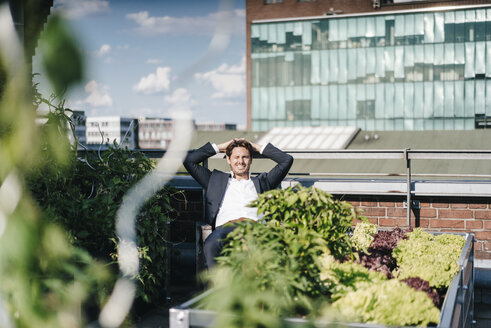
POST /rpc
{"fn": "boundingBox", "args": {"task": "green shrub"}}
[27,144,177,304]
[218,221,330,302]
[250,185,363,259]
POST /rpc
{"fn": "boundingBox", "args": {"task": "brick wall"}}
[342,196,491,261]
[170,189,491,260]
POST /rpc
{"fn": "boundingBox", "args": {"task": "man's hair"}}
[225,139,254,157]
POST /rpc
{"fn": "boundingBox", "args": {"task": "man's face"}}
[226,146,252,178]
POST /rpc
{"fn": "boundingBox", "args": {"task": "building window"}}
[250,7,491,131]
[264,0,282,4]
[286,100,311,121]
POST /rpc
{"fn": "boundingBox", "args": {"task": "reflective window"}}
[251,7,491,130]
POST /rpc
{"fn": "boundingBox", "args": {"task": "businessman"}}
[183,138,293,268]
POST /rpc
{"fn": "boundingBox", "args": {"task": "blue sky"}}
[34,0,246,128]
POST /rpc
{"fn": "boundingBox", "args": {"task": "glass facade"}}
[250,6,491,131]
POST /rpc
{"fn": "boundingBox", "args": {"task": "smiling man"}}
[183,138,293,268]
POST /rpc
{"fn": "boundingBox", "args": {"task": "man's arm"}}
[183,142,217,188]
[260,143,294,189]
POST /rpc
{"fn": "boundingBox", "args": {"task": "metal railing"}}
[204,149,491,227]
[79,148,491,227]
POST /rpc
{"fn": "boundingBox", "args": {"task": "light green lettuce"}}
[331,279,441,327]
[351,222,378,253]
[318,253,386,301]
[393,228,466,289]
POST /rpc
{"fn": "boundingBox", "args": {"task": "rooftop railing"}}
[80,148,491,226]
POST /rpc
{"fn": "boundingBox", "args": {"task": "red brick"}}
[420,202,431,208]
[484,241,491,252]
[379,202,395,207]
[484,221,491,229]
[367,218,378,225]
[470,203,487,209]
[361,201,377,207]
[348,201,361,207]
[465,220,483,230]
[387,208,407,217]
[475,241,484,252]
[395,202,405,208]
[419,219,430,228]
[358,207,386,217]
[451,203,468,209]
[420,208,437,218]
[438,209,473,219]
[352,219,365,226]
[438,229,467,234]
[379,218,407,227]
[429,219,465,229]
[475,210,491,220]
[432,202,449,208]
[475,231,491,241]
[475,250,491,260]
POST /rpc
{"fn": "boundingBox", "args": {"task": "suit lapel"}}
[252,176,261,194]
[215,172,230,208]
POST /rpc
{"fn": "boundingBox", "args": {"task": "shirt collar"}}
[229,171,251,181]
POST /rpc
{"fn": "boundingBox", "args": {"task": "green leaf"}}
[39,14,84,96]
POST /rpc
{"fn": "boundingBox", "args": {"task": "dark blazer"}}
[183,142,293,228]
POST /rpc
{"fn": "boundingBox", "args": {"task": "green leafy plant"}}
[351,221,378,253]
[318,253,386,301]
[392,228,466,290]
[27,142,178,305]
[218,221,330,301]
[329,279,441,327]
[0,8,112,327]
[250,185,364,259]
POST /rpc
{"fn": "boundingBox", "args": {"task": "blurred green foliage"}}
[38,14,84,96]
[0,6,108,327]
[1,7,175,327]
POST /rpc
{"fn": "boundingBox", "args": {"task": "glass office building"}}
[250,5,491,131]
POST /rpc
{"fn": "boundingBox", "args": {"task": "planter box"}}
[169,232,474,328]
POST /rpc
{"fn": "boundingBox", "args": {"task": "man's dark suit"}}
[183,142,293,268]
[183,142,294,228]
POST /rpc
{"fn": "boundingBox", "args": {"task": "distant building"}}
[86,116,138,149]
[195,122,237,131]
[246,0,491,131]
[69,110,86,148]
[138,118,237,149]
[138,117,175,149]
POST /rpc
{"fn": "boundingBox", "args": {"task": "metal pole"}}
[405,148,411,227]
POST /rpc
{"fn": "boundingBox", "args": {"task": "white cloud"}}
[84,80,113,107]
[95,44,111,57]
[134,67,171,94]
[164,88,195,107]
[116,44,129,51]
[195,57,245,99]
[125,9,245,36]
[147,58,163,65]
[54,0,110,19]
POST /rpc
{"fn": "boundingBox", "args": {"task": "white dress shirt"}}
[212,143,266,227]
